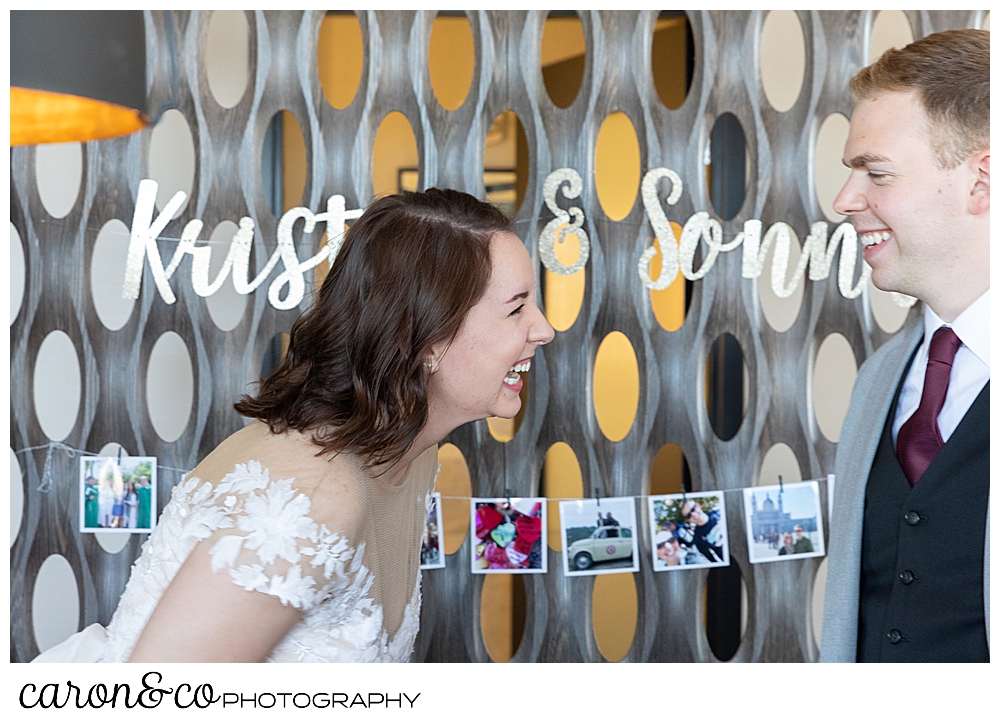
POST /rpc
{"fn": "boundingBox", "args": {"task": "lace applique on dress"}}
[101,460,425,663]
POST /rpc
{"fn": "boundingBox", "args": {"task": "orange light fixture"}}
[11,11,148,147]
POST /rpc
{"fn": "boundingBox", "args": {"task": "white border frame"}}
[559,497,640,576]
[743,480,826,564]
[79,455,158,534]
[647,491,731,571]
[419,492,446,570]
[470,497,547,574]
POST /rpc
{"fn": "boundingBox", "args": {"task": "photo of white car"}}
[567,525,634,570]
[559,498,640,576]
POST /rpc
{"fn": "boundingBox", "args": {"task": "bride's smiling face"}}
[427,231,554,426]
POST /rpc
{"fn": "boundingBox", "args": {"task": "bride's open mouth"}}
[502,358,531,390]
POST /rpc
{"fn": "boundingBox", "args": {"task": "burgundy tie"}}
[896,326,963,486]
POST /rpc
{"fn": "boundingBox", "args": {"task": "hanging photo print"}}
[559,497,639,576]
[647,492,730,571]
[743,480,825,563]
[80,455,157,534]
[471,498,546,574]
[420,492,445,570]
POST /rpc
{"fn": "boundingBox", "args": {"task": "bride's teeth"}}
[504,372,521,385]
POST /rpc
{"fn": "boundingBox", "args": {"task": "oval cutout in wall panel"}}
[592,573,638,662]
[91,219,135,331]
[708,113,748,221]
[759,224,804,333]
[481,574,526,663]
[147,109,195,218]
[705,333,747,441]
[429,14,474,111]
[372,111,418,199]
[484,111,527,216]
[541,12,585,108]
[868,279,909,334]
[593,332,640,443]
[757,442,802,488]
[205,10,250,109]
[11,448,24,547]
[649,442,687,496]
[542,442,584,552]
[35,141,82,219]
[649,223,687,332]
[32,554,80,654]
[868,10,914,64]
[437,443,471,555]
[282,110,308,214]
[814,113,850,223]
[760,11,806,113]
[812,556,829,648]
[205,220,247,331]
[812,332,857,443]
[10,222,25,326]
[595,111,640,221]
[543,225,585,332]
[318,12,364,110]
[651,12,692,110]
[33,330,81,442]
[146,331,195,443]
[706,561,744,661]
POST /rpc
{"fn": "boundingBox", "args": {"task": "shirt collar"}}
[923,289,990,368]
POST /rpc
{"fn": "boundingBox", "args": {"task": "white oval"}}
[758,442,802,487]
[147,109,196,217]
[760,10,806,113]
[33,331,81,441]
[35,142,82,219]
[812,333,857,443]
[759,225,804,332]
[812,556,829,647]
[868,10,914,64]
[93,442,134,553]
[205,10,250,109]
[11,222,25,325]
[146,331,195,442]
[868,278,909,334]
[11,448,24,547]
[205,220,247,331]
[814,113,851,223]
[91,219,136,331]
[32,554,80,653]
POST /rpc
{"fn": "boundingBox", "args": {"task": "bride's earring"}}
[423,360,437,372]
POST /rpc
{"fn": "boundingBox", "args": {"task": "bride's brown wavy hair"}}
[235,188,510,468]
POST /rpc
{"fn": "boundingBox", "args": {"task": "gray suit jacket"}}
[819,313,990,662]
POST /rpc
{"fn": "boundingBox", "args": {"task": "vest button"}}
[904,511,921,526]
[899,570,915,585]
[887,629,903,644]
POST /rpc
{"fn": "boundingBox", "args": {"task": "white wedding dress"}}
[35,424,439,663]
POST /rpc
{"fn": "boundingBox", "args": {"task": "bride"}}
[36,189,554,662]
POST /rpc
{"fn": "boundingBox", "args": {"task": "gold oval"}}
[481,574,526,663]
[436,443,471,555]
[541,442,584,552]
[651,13,691,110]
[543,225,585,332]
[372,111,418,198]
[649,442,685,496]
[429,14,475,111]
[541,12,585,108]
[318,12,364,110]
[483,110,527,216]
[593,331,640,442]
[280,110,308,213]
[649,222,686,332]
[595,111,641,221]
[592,573,638,662]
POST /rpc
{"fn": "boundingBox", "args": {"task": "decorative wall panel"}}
[10,9,984,662]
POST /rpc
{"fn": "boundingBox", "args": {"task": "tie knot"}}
[928,326,962,367]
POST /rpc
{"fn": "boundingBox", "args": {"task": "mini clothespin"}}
[778,475,784,493]
[504,486,512,508]
[116,445,123,465]
[595,485,602,507]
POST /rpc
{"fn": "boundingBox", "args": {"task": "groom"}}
[820,28,989,662]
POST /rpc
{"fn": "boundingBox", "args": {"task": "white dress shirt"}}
[892,290,990,445]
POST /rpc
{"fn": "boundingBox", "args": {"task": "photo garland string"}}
[17,441,829,572]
